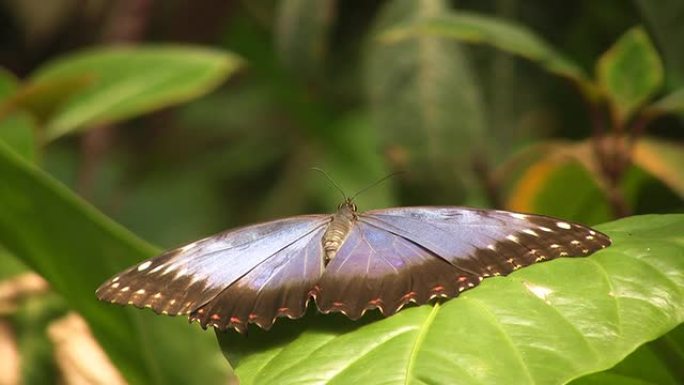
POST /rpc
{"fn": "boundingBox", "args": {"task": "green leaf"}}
[0,112,37,162]
[596,27,664,124]
[30,45,243,140]
[219,214,684,385]
[275,0,335,76]
[366,0,486,203]
[0,75,94,125]
[380,11,596,99]
[570,324,684,384]
[0,141,229,384]
[649,88,684,116]
[634,0,684,88]
[0,68,19,100]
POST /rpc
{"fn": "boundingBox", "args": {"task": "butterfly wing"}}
[189,224,328,332]
[96,215,329,331]
[313,207,610,319]
[313,221,480,319]
[361,207,610,276]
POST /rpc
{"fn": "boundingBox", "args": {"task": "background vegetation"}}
[0,0,682,384]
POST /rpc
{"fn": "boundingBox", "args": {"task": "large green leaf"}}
[366,0,486,203]
[0,141,229,384]
[380,11,596,99]
[596,27,664,125]
[30,45,243,140]
[219,214,684,385]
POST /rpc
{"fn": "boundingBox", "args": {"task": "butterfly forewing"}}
[360,207,610,278]
[96,215,329,317]
[189,225,327,332]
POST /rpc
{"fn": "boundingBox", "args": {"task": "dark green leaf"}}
[570,324,684,385]
[381,11,596,98]
[634,0,684,88]
[596,27,664,124]
[366,1,486,203]
[0,68,19,100]
[0,112,37,162]
[275,0,335,76]
[219,214,684,385]
[30,45,243,140]
[0,141,229,384]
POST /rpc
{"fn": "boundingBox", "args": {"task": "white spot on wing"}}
[556,222,572,230]
[137,261,152,271]
[522,229,539,237]
[112,276,120,282]
[506,235,519,243]
[180,242,198,253]
[589,230,596,235]
[571,240,580,245]
[586,235,594,240]
[111,282,120,289]
[487,244,496,251]
[539,226,553,232]
[136,289,145,294]
[510,213,527,219]
[121,287,130,292]
[550,244,560,248]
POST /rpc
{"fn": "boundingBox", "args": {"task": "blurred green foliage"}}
[0,1,682,384]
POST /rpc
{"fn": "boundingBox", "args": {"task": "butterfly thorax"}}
[322,201,357,264]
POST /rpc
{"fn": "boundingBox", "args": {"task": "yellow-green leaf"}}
[596,27,664,124]
[30,45,243,140]
[632,137,684,198]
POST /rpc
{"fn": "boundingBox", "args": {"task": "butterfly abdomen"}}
[322,204,357,263]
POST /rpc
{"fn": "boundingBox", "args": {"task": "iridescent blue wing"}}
[313,207,610,319]
[96,215,329,332]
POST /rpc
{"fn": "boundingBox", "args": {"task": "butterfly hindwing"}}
[313,221,481,319]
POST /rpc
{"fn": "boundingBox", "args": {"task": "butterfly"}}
[96,199,610,333]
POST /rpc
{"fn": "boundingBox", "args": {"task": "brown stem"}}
[77,0,153,197]
[586,100,631,218]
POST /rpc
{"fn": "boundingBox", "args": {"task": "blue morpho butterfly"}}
[96,177,610,333]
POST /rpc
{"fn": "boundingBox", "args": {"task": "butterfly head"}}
[337,198,357,213]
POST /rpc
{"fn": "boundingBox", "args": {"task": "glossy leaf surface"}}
[219,214,684,385]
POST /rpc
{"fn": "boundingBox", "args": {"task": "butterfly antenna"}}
[310,167,348,201]
[350,171,404,200]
